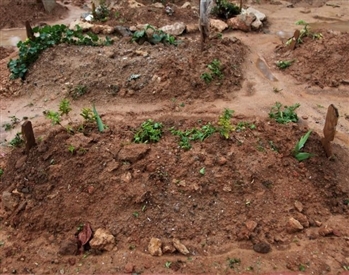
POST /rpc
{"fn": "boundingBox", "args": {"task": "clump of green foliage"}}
[236,121,256,131]
[9,133,24,147]
[170,123,216,150]
[293,130,313,161]
[276,60,294,69]
[70,85,88,99]
[269,102,300,124]
[200,59,223,84]
[211,0,240,19]
[8,24,112,79]
[131,24,179,46]
[134,119,163,143]
[2,116,20,132]
[296,20,323,42]
[227,257,241,269]
[217,108,234,139]
[80,108,95,122]
[45,99,72,126]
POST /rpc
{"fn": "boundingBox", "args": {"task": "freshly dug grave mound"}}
[0,112,348,274]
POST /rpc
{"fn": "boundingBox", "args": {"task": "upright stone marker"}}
[41,0,56,13]
[21,121,37,153]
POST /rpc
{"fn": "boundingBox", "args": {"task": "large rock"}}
[160,22,186,36]
[245,7,266,21]
[148,237,162,256]
[89,228,116,252]
[227,13,256,32]
[210,19,228,33]
[251,18,263,31]
[173,238,189,255]
[117,144,150,163]
[253,242,271,254]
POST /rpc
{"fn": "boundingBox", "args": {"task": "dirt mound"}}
[21,36,245,102]
[0,112,348,273]
[275,31,349,88]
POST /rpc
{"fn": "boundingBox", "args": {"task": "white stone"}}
[245,7,267,21]
[160,22,186,36]
[210,19,228,33]
[251,18,263,30]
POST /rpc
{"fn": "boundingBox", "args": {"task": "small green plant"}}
[59,99,72,116]
[276,60,294,69]
[296,20,323,43]
[45,110,61,125]
[131,24,179,46]
[92,104,106,132]
[2,116,20,131]
[134,119,163,143]
[71,85,87,99]
[211,0,240,19]
[227,257,241,269]
[165,261,172,268]
[201,59,223,84]
[9,133,24,147]
[199,167,205,175]
[293,130,313,161]
[236,121,256,131]
[269,102,300,124]
[80,108,95,122]
[132,211,139,218]
[217,108,235,139]
[0,168,3,178]
[299,263,307,272]
[68,144,76,154]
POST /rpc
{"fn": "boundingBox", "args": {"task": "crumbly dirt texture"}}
[0,0,349,274]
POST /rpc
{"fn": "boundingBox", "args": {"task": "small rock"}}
[120,172,132,183]
[251,18,263,31]
[245,220,257,232]
[210,19,228,33]
[162,241,176,254]
[160,22,186,36]
[245,7,266,21]
[89,228,116,252]
[2,191,19,211]
[315,220,322,227]
[286,217,304,233]
[69,19,93,31]
[58,238,78,255]
[333,229,342,237]
[173,238,189,255]
[319,225,333,237]
[253,242,271,254]
[186,23,199,33]
[217,156,227,166]
[124,262,134,273]
[294,201,303,212]
[305,228,319,240]
[294,212,309,228]
[302,115,308,120]
[117,144,150,163]
[15,155,27,169]
[114,26,132,37]
[151,2,164,8]
[148,237,162,256]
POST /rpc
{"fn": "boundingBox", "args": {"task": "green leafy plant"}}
[236,121,256,131]
[45,110,61,125]
[131,24,179,46]
[134,119,163,143]
[2,116,20,131]
[293,130,313,161]
[9,133,24,147]
[217,108,235,139]
[211,0,240,19]
[59,99,72,116]
[68,144,76,154]
[227,257,241,269]
[8,24,110,79]
[296,20,323,43]
[80,108,95,122]
[276,60,294,69]
[71,85,87,99]
[199,167,206,175]
[0,168,3,178]
[165,261,172,268]
[269,102,300,124]
[201,59,223,84]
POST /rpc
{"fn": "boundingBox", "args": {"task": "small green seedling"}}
[134,119,163,143]
[201,59,224,84]
[132,211,139,218]
[80,107,95,122]
[0,168,3,178]
[45,110,61,125]
[293,130,313,161]
[217,108,235,139]
[199,167,205,175]
[165,261,172,268]
[92,104,106,132]
[71,85,87,99]
[276,60,294,69]
[68,144,76,154]
[269,102,300,124]
[59,99,72,116]
[9,133,24,147]
[227,257,241,269]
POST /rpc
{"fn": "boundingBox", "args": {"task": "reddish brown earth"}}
[0,0,349,274]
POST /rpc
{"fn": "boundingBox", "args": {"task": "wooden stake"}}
[21,121,37,153]
[321,104,339,158]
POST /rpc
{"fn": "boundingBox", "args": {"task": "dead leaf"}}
[77,222,93,252]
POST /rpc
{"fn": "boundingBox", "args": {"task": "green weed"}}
[211,0,240,19]
[45,110,61,125]
[92,104,106,132]
[59,99,72,116]
[9,133,24,147]
[201,59,224,84]
[134,119,163,143]
[293,130,313,161]
[227,257,241,269]
[131,24,179,46]
[0,169,3,178]
[68,144,76,154]
[269,102,300,124]
[276,60,294,69]
[80,108,95,122]
[2,116,20,131]
[71,85,87,99]
[217,108,234,139]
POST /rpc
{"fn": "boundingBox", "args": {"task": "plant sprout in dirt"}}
[293,130,313,161]
[269,102,300,124]
[134,119,163,143]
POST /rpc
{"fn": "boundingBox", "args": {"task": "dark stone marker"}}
[21,121,36,153]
